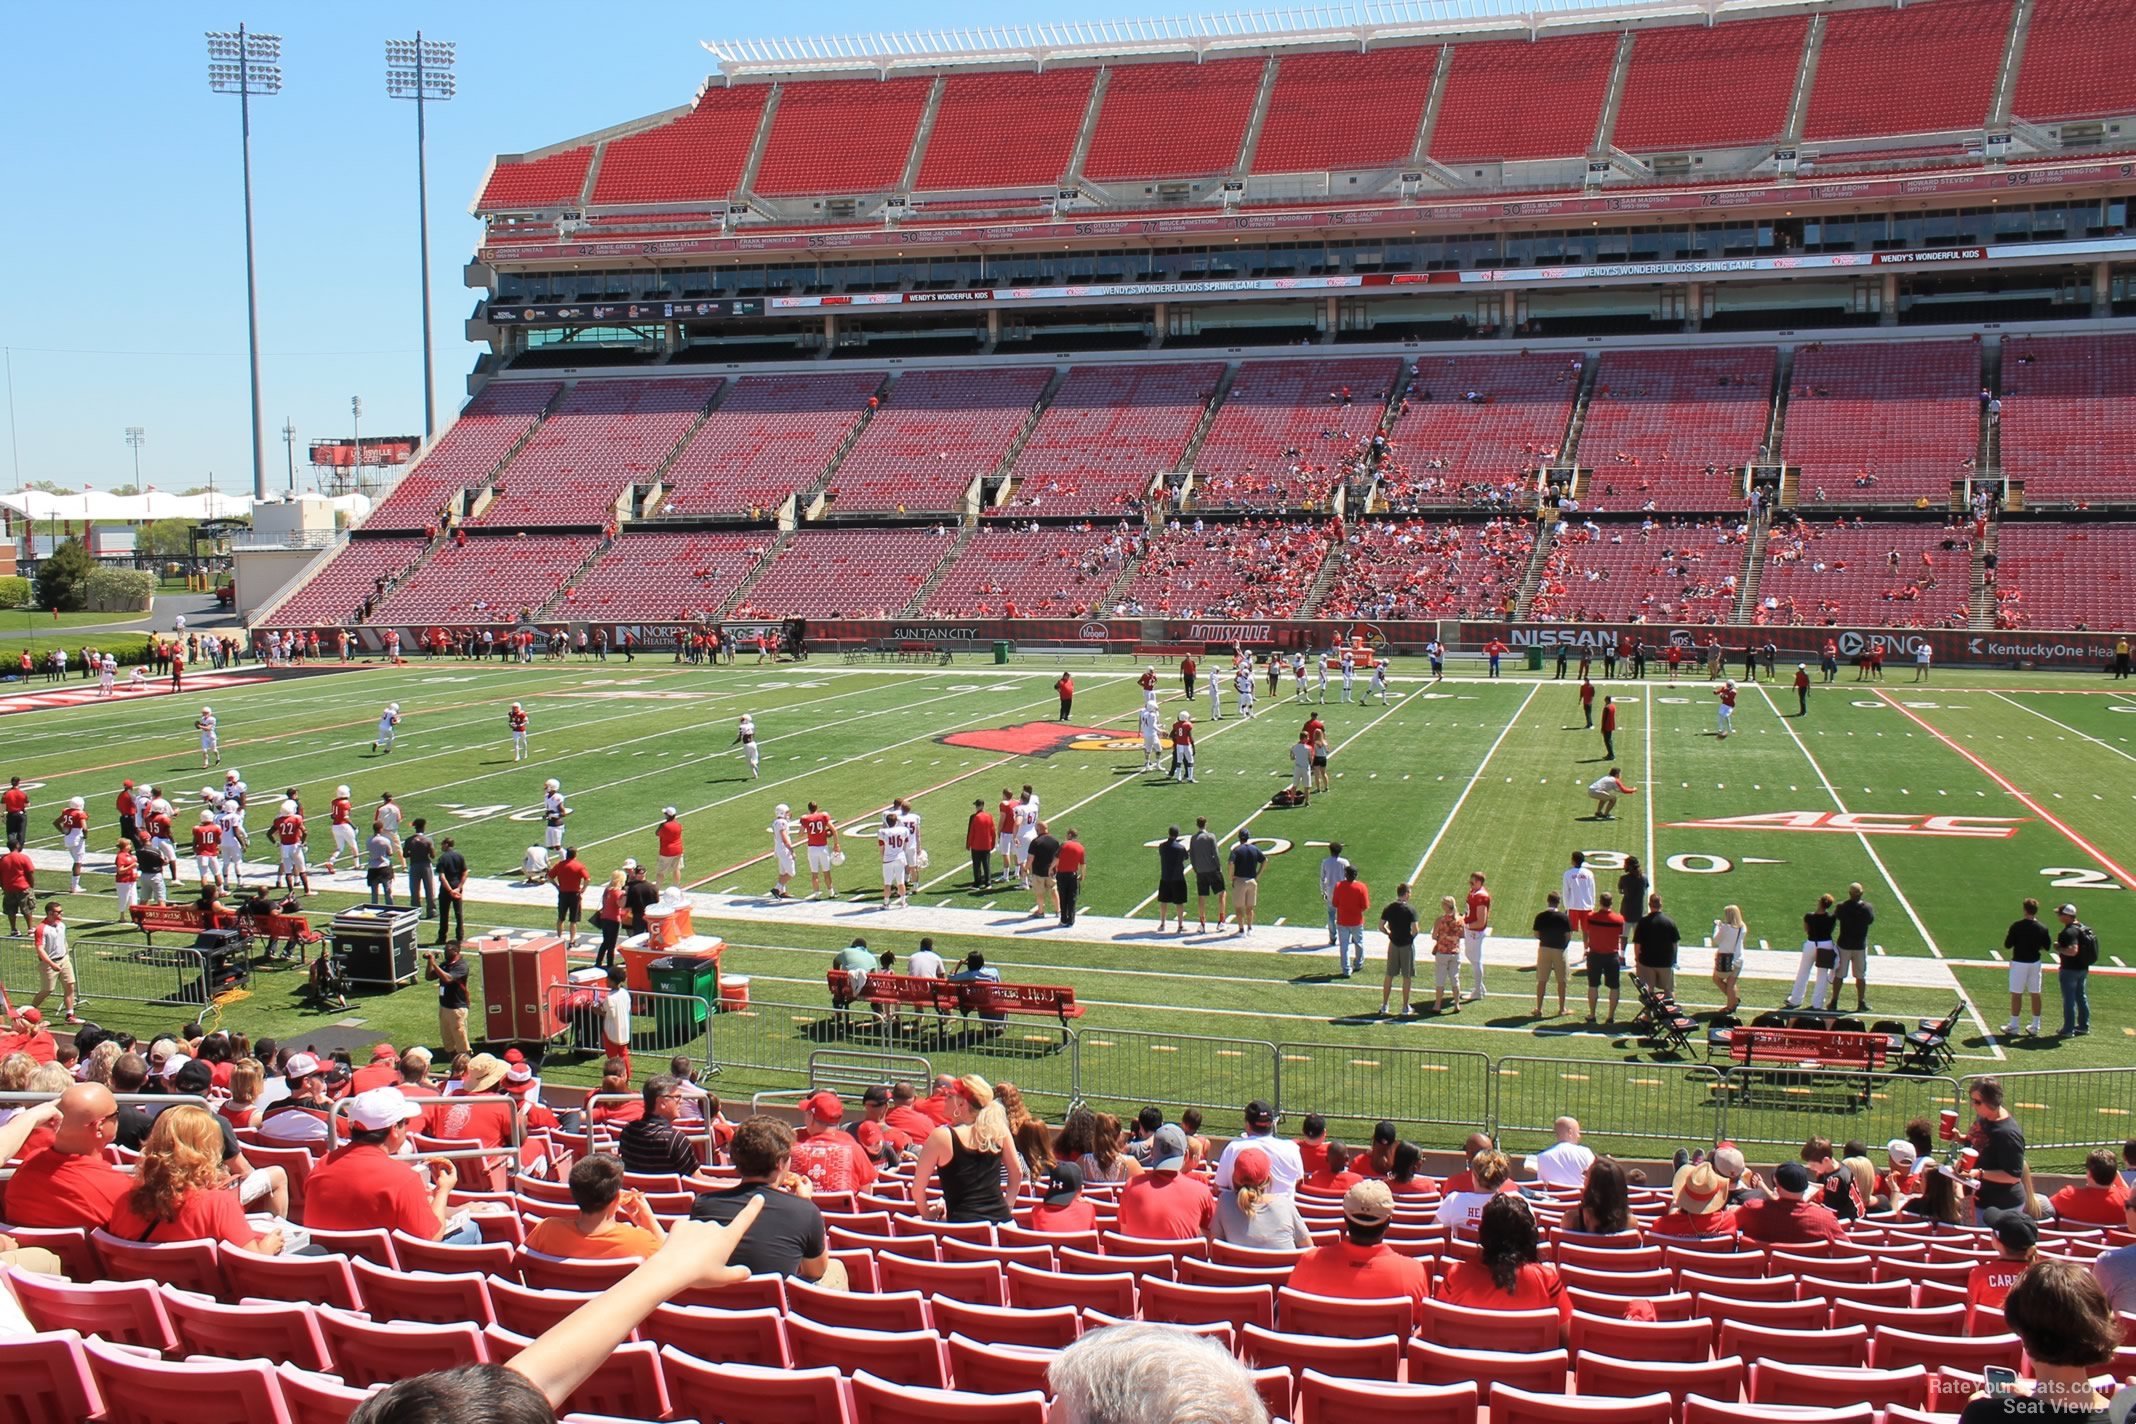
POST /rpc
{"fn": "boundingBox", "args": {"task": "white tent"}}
[0,489,365,523]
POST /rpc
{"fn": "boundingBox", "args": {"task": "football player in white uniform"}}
[373,703,400,754]
[1367,660,1389,705]
[733,715,761,778]
[877,810,911,909]
[769,804,798,900]
[1234,663,1256,719]
[196,707,220,766]
[541,779,570,853]
[217,802,249,887]
[1138,701,1163,772]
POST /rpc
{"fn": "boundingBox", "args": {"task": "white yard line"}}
[1405,681,1544,887]
[1987,691,2136,766]
[1753,684,2004,1060]
[1644,681,1659,899]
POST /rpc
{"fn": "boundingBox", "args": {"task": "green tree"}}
[138,518,194,557]
[35,538,93,612]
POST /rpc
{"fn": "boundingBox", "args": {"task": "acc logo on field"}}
[941,722,1147,758]
[1665,810,2025,839]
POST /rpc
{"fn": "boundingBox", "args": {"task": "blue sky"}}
[3,0,1534,496]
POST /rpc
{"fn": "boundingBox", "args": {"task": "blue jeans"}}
[2060,965,2090,1034]
[441,1217,484,1246]
[1338,925,1364,974]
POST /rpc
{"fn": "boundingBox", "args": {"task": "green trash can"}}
[645,954,715,1047]
[992,640,1013,664]
[1526,646,1544,672]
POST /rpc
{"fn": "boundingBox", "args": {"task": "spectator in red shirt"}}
[1438,1194,1571,1342]
[915,1074,958,1127]
[852,1084,913,1164]
[1736,1160,1850,1246]
[789,1090,879,1194]
[1031,1162,1097,1234]
[1651,1161,1740,1239]
[349,1042,400,1095]
[1286,1180,1430,1328]
[654,810,686,892]
[884,1081,939,1141]
[1294,1113,1330,1178]
[1301,1141,1364,1196]
[305,1087,467,1242]
[0,1086,123,1228]
[105,1104,283,1255]
[1968,1211,2038,1330]
[2050,1150,2130,1226]
[964,800,998,891]
[1331,865,1371,978]
[1385,1141,1438,1198]
[1115,1125,1214,1241]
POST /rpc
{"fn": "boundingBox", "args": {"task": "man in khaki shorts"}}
[1532,891,1573,1018]
[1227,835,1266,934]
[31,902,79,1024]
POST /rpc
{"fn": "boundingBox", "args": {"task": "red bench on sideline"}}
[1720,1026,1891,1071]
[129,902,322,951]
[827,969,1085,1031]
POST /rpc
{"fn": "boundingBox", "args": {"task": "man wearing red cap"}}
[350,1043,400,1095]
[0,1006,55,1064]
[789,1091,878,1193]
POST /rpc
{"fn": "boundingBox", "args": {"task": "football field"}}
[8,650,2136,1165]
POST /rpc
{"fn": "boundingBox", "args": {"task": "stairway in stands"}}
[716,531,795,616]
[1732,516,1772,624]
[1511,514,1559,620]
[989,367,1070,508]
[1970,515,2000,628]
[797,374,895,521]
[900,523,980,616]
[535,533,620,620]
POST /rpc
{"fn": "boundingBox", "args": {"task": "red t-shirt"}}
[1584,911,1627,957]
[1296,1138,1330,1177]
[551,860,591,895]
[2,789,28,815]
[1438,1259,1570,1318]
[853,1118,912,1158]
[1968,1257,2030,1326]
[106,1186,263,1248]
[885,1104,938,1140]
[0,853,34,893]
[1303,1168,1363,1195]
[349,1063,399,1095]
[304,1143,438,1237]
[1115,1171,1215,1241]
[1287,1241,1430,1327]
[1466,889,1491,930]
[1735,1196,1848,1246]
[429,1097,517,1193]
[1054,840,1086,874]
[1649,1208,1739,1238]
[965,813,997,852]
[1387,1175,1440,1198]
[657,822,685,857]
[790,1128,880,1193]
[799,814,832,848]
[1030,1200,1097,1234]
[1331,879,1371,928]
[2049,1179,2129,1226]
[0,1149,133,1228]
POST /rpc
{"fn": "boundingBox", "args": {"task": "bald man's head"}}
[53,1082,117,1156]
[1463,1131,1493,1157]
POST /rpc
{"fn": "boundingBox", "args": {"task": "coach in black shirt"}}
[1632,893,1680,997]
[433,837,468,946]
[1532,893,1573,1018]
[690,1116,845,1288]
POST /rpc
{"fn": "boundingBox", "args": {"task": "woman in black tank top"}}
[912,1075,1021,1224]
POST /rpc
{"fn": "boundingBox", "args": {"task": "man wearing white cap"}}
[257,1054,335,1146]
[655,808,685,891]
[304,1086,469,1242]
[769,804,798,900]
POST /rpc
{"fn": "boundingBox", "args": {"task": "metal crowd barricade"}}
[1715,1066,1960,1157]
[1274,1041,1493,1140]
[1491,1057,1730,1159]
[1074,1026,1277,1124]
[1958,1068,2129,1172]
[2,935,216,1013]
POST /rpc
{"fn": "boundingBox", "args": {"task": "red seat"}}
[1277,1286,1413,1340]
[1558,1243,1666,1273]
[1567,1287,1699,1321]
[1420,1296,1560,1351]
[0,1225,96,1279]
[487,1279,600,1339]
[1665,1249,1767,1279]
[1296,1371,1476,1424]
[0,1329,104,1423]
[1715,1321,1868,1368]
[1058,1245,1174,1280]
[1179,1259,1294,1289]
[931,1298,1081,1349]
[670,1272,788,1312]
[657,1351,854,1424]
[515,1250,641,1292]
[315,1305,489,1388]
[5,1267,178,1351]
[1209,1240,1309,1268]
[944,1335,1060,1396]
[393,1230,515,1278]
[1811,1277,1913,1307]
[1750,1361,1928,1410]
[1491,1380,1674,1424]
[1240,1324,1404,1383]
[90,1230,227,1298]
[1142,1278,1277,1332]
[1871,1328,2023,1373]
[1680,1270,1798,1301]
[788,1315,951,1389]
[1409,1340,1568,1393]
[221,1248,364,1312]
[1006,1263,1137,1315]
[1569,1311,1716,1362]
[1575,1352,1746,1409]
[1831,1300,1965,1336]
[1685,1396,1875,1424]
[1557,1265,1679,1299]
[877,1255,1007,1306]
[300,1228,398,1269]
[998,1225,1101,1255]
[1771,1252,1873,1283]
[849,1368,1047,1424]
[790,1281,933,1333]
[274,1364,373,1424]
[484,1326,670,1423]
[639,1302,790,1367]
[1695,1294,1830,1331]
[81,1337,291,1424]
[348,1259,494,1326]
[161,1288,332,1372]
[940,1239,1055,1269]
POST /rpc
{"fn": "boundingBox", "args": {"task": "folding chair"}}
[1904,1005,1963,1071]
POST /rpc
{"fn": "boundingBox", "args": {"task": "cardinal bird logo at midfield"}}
[939,722,1158,759]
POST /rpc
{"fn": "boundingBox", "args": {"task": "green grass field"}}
[7,650,2136,1167]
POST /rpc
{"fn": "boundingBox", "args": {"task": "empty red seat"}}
[1409,1340,1568,1393]
[81,1337,291,1424]
[1240,1324,1404,1383]
[1716,1320,1868,1368]
[788,1315,951,1389]
[1750,1360,1928,1410]
[849,1368,1047,1424]
[1490,1380,1674,1424]
[658,1351,852,1423]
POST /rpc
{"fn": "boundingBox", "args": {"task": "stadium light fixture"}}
[205,25,283,504]
[387,34,456,441]
[124,426,145,487]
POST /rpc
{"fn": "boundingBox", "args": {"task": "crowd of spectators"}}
[1313,517,1534,621]
[1529,516,1747,625]
[1111,518,1333,619]
[1751,516,1977,630]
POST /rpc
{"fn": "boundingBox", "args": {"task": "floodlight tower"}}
[386,34,456,440]
[206,25,282,503]
[124,427,145,486]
